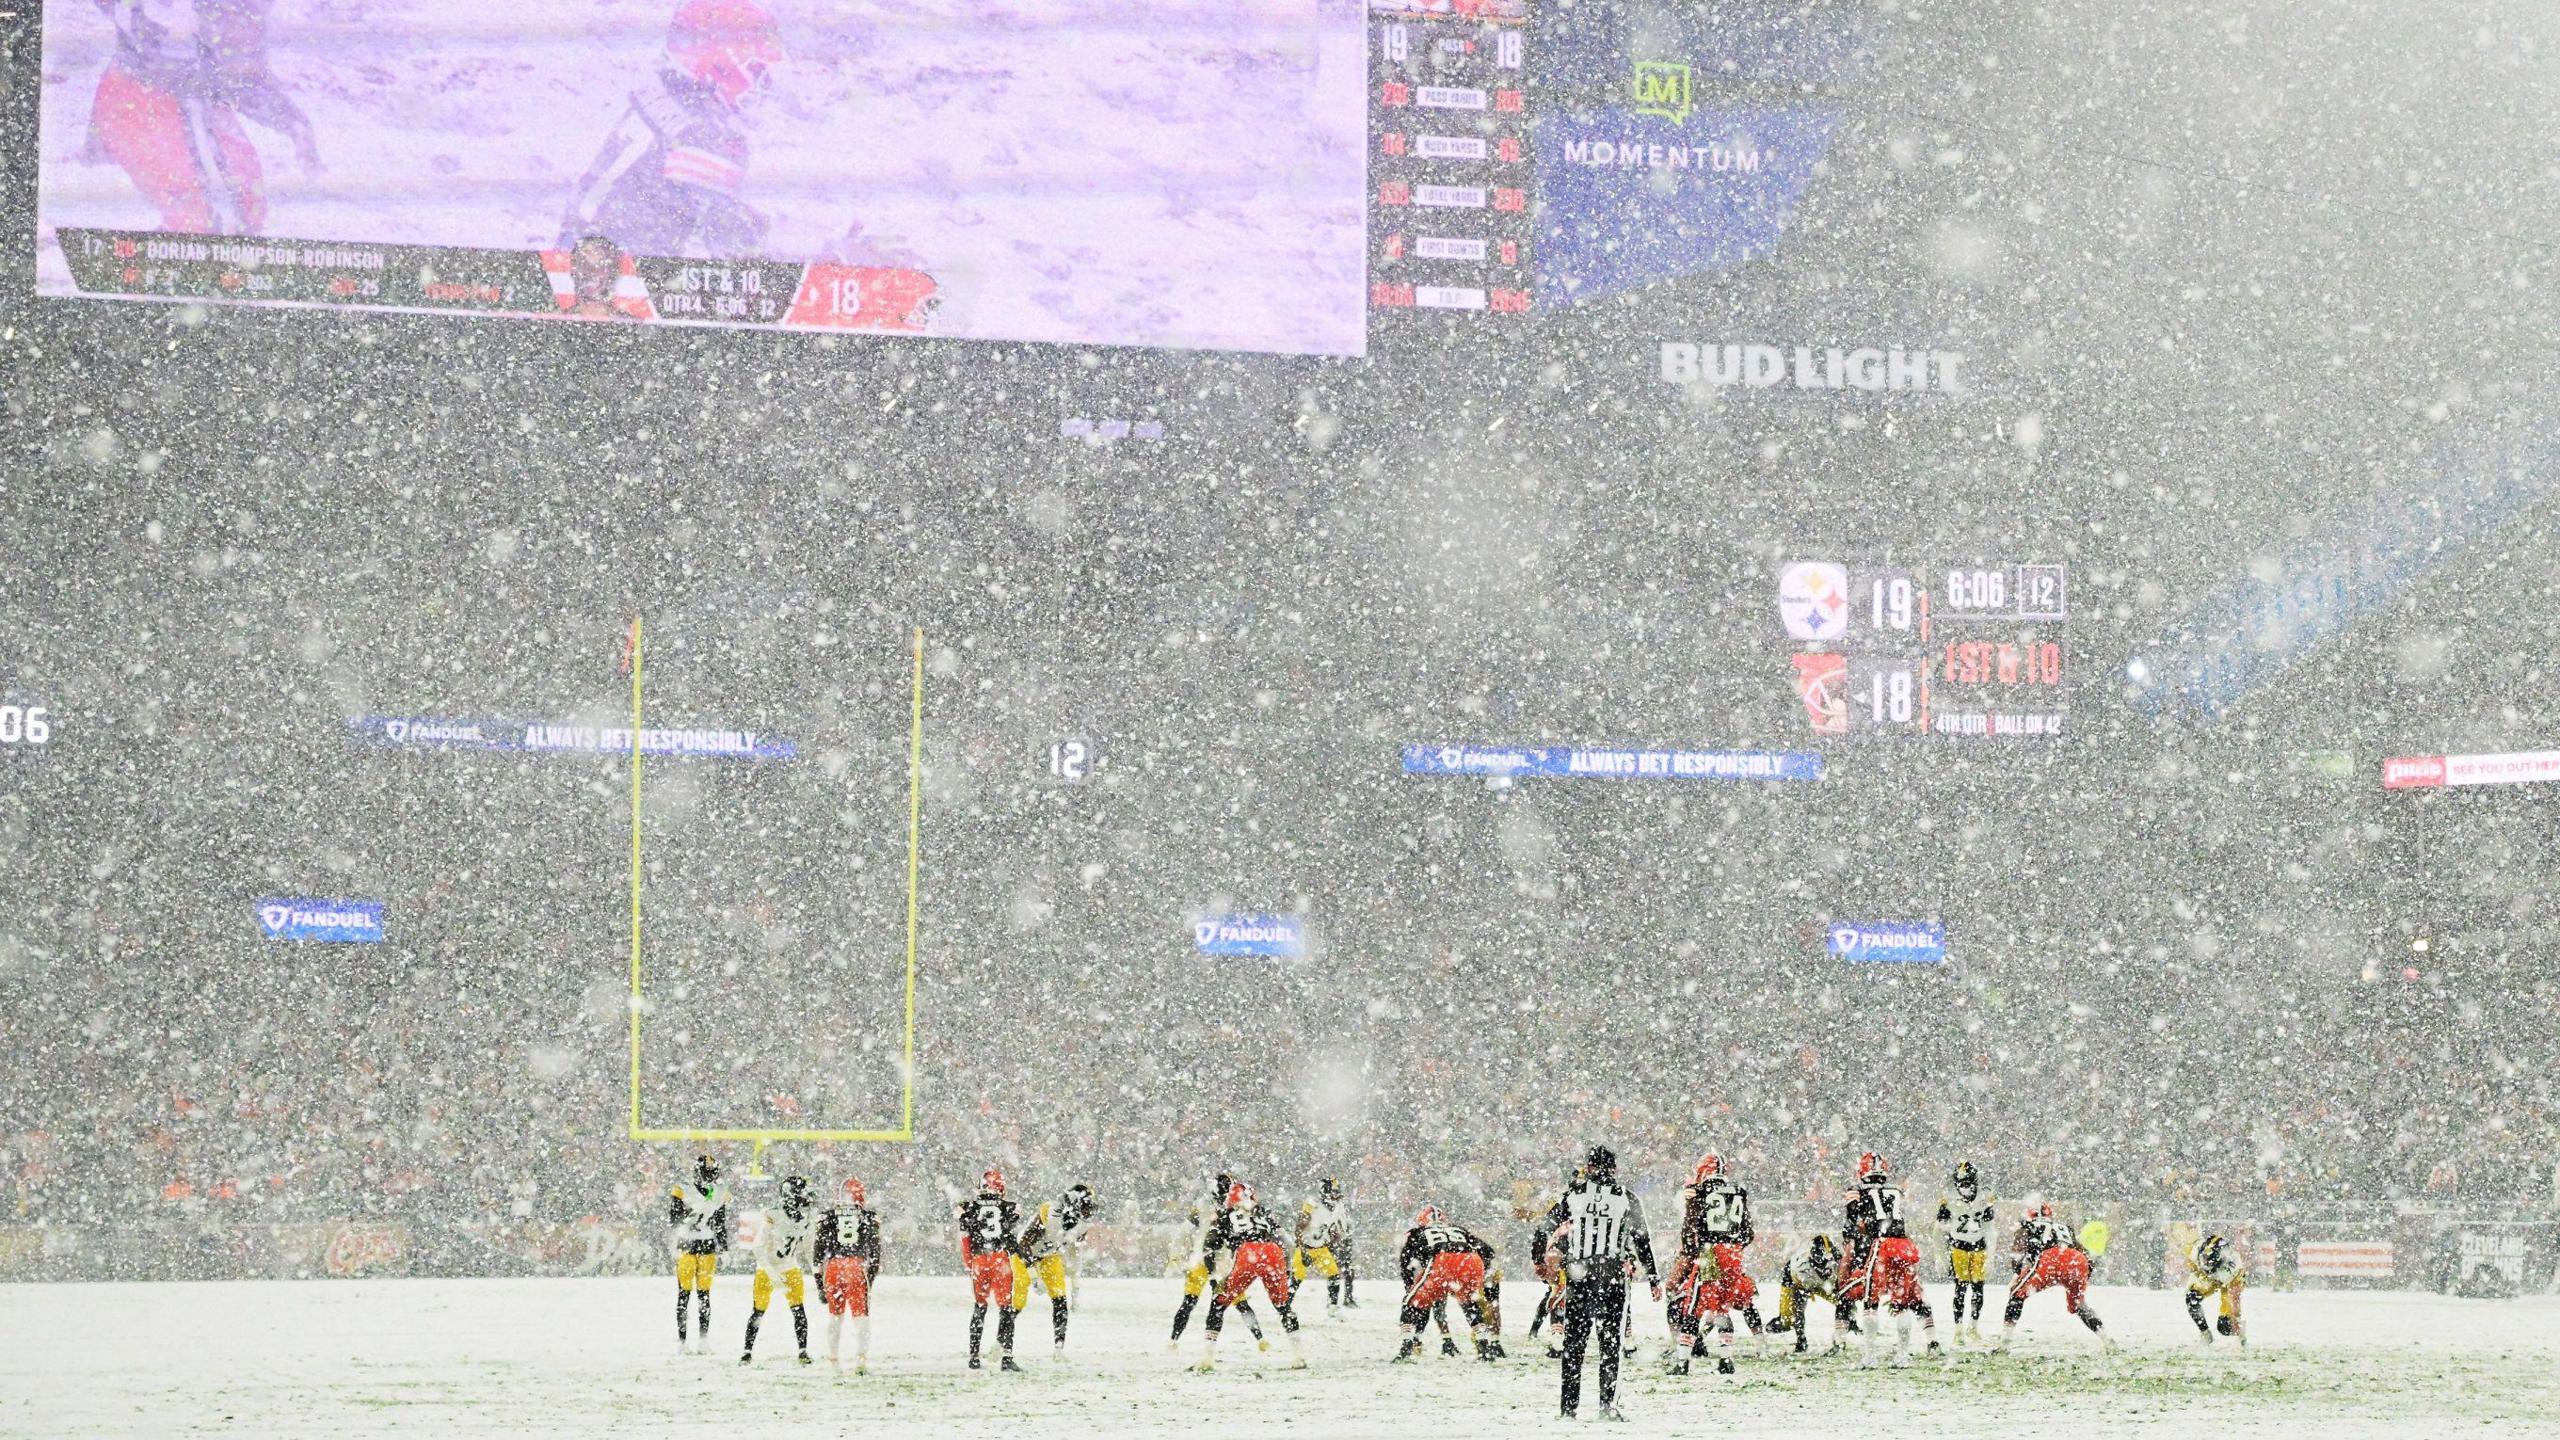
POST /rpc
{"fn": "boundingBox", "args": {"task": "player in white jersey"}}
[741,1175,817,1364]
[2184,1232,2247,1347]
[1294,1177,1353,1320]
[1935,1161,1997,1344]
[1010,1183,1098,1352]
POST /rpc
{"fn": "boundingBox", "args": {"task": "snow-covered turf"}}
[6,1278,2555,1437]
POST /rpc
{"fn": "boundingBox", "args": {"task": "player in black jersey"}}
[1393,1208,1498,1362]
[1668,1153,1763,1375]
[1842,1153,1939,1366]
[956,1168,1023,1371]
[816,1178,882,1371]
[1196,1182,1307,1371]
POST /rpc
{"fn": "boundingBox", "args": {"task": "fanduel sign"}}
[1828,921,1946,965]
[1193,913,1305,958]
[257,897,385,943]
[1659,342,1966,395]
[1403,744,1824,783]
[350,716,796,760]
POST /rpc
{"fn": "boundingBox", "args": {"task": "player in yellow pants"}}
[1010,1183,1097,1353]
[669,1155,729,1355]
[2184,1233,2247,1346]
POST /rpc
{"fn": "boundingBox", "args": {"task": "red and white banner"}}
[2382,750,2560,790]
[2297,1240,2395,1277]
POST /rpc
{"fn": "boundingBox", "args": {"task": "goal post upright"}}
[627,622,924,1150]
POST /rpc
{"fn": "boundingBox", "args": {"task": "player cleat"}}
[1392,1338,1420,1364]
[1667,1356,1690,1377]
[999,1356,1024,1373]
[1486,1340,1506,1360]
[739,1352,753,1365]
[1442,1337,1461,1358]
[1596,1404,1627,1423]
[1258,1337,1273,1353]
[1545,1346,1565,1359]
[1193,1356,1216,1374]
[1925,1340,1944,1356]
[1716,1356,1735,1376]
[968,1355,983,1371]
[797,1353,812,1365]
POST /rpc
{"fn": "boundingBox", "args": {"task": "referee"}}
[1538,1145,1659,1421]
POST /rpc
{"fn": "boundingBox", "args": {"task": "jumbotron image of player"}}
[1936,1161,1997,1344]
[668,1154,729,1355]
[82,0,322,236]
[1193,1181,1307,1372]
[1392,1207,1497,1363]
[1841,1153,1941,1367]
[1994,1203,2112,1353]
[957,1167,1023,1372]
[558,0,781,259]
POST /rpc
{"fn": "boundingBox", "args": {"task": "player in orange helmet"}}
[1840,1153,1941,1366]
[1393,1206,1498,1362]
[1195,1181,1307,1371]
[1668,1152,1764,1375]
[1993,1203,2111,1353]
[956,1167,1022,1371]
[817,1177,881,1370]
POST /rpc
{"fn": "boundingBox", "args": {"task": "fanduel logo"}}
[1660,343,1966,396]
[259,904,293,935]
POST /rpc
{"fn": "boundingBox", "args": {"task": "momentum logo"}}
[1631,60,1692,124]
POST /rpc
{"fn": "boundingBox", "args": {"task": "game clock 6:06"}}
[1776,561,2068,740]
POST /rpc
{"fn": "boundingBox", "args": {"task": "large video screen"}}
[35,0,1370,356]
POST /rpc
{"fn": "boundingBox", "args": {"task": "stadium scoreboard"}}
[1778,561,2068,740]
[1367,0,1534,316]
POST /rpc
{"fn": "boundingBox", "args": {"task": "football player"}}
[1994,1203,2110,1353]
[1768,1231,1858,1355]
[2184,1231,2247,1347]
[816,1177,881,1370]
[1012,1182,1098,1353]
[1294,1178,1352,1319]
[1936,1161,1996,1344]
[668,1154,729,1355]
[1393,1206,1498,1362]
[1169,1172,1268,1351]
[1842,1153,1940,1366]
[1668,1153,1762,1375]
[1195,1181,1307,1371]
[957,1167,1023,1371]
[741,1174,817,1365]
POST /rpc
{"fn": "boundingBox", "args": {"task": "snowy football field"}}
[6,1277,2556,1437]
